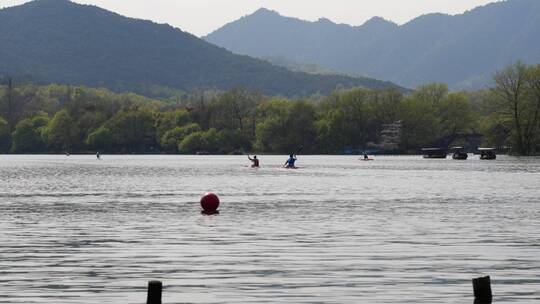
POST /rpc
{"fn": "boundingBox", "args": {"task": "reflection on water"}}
[0,155,539,303]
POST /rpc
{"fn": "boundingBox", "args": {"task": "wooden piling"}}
[472,276,492,303]
[147,280,162,304]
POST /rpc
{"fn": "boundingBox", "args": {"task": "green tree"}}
[178,131,206,154]
[438,92,478,138]
[155,109,192,143]
[412,83,449,105]
[107,109,156,152]
[160,123,201,153]
[255,99,316,153]
[208,88,260,138]
[86,126,113,151]
[11,112,49,153]
[178,128,249,154]
[202,128,222,153]
[289,101,317,150]
[218,129,251,153]
[399,97,440,151]
[77,111,107,142]
[371,89,403,126]
[254,99,290,152]
[523,64,540,154]
[492,62,532,155]
[316,89,373,153]
[0,116,9,152]
[42,109,80,151]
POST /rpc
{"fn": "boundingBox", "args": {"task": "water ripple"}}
[0,155,539,303]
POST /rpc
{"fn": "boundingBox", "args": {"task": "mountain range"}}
[0,0,402,98]
[205,0,540,90]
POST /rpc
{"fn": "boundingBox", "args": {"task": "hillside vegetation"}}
[0,0,402,97]
[1,62,539,155]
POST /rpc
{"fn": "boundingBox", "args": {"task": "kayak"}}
[284,166,300,169]
[360,158,374,161]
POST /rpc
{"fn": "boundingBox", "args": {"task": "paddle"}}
[241,148,249,159]
[244,150,252,168]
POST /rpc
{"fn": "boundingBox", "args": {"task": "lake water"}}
[0,155,539,303]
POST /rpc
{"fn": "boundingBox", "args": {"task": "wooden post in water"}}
[147,280,162,304]
[472,276,492,303]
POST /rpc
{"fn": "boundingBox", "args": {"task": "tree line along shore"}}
[0,62,539,156]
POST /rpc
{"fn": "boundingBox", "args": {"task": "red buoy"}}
[200,192,220,213]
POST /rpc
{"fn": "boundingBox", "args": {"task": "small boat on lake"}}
[478,148,496,160]
[422,148,447,159]
[451,147,468,160]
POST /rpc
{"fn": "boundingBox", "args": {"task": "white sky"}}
[0,0,500,36]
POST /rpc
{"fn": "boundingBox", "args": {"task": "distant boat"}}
[196,151,210,155]
[478,148,496,160]
[422,148,447,159]
[451,147,468,160]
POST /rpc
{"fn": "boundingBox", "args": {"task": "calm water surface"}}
[0,155,539,303]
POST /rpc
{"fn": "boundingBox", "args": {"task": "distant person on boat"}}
[284,154,297,168]
[248,155,260,168]
[96,152,100,160]
[363,152,369,160]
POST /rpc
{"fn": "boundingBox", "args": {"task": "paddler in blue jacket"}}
[284,154,297,168]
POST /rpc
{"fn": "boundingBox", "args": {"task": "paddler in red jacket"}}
[247,155,260,168]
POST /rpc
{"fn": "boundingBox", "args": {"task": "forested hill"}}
[0,0,403,97]
[205,0,540,90]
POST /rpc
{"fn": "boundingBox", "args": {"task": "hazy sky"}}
[1,0,500,36]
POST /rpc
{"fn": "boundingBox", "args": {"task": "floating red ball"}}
[200,192,220,212]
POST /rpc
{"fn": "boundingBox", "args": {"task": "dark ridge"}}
[205,0,540,90]
[0,0,405,97]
